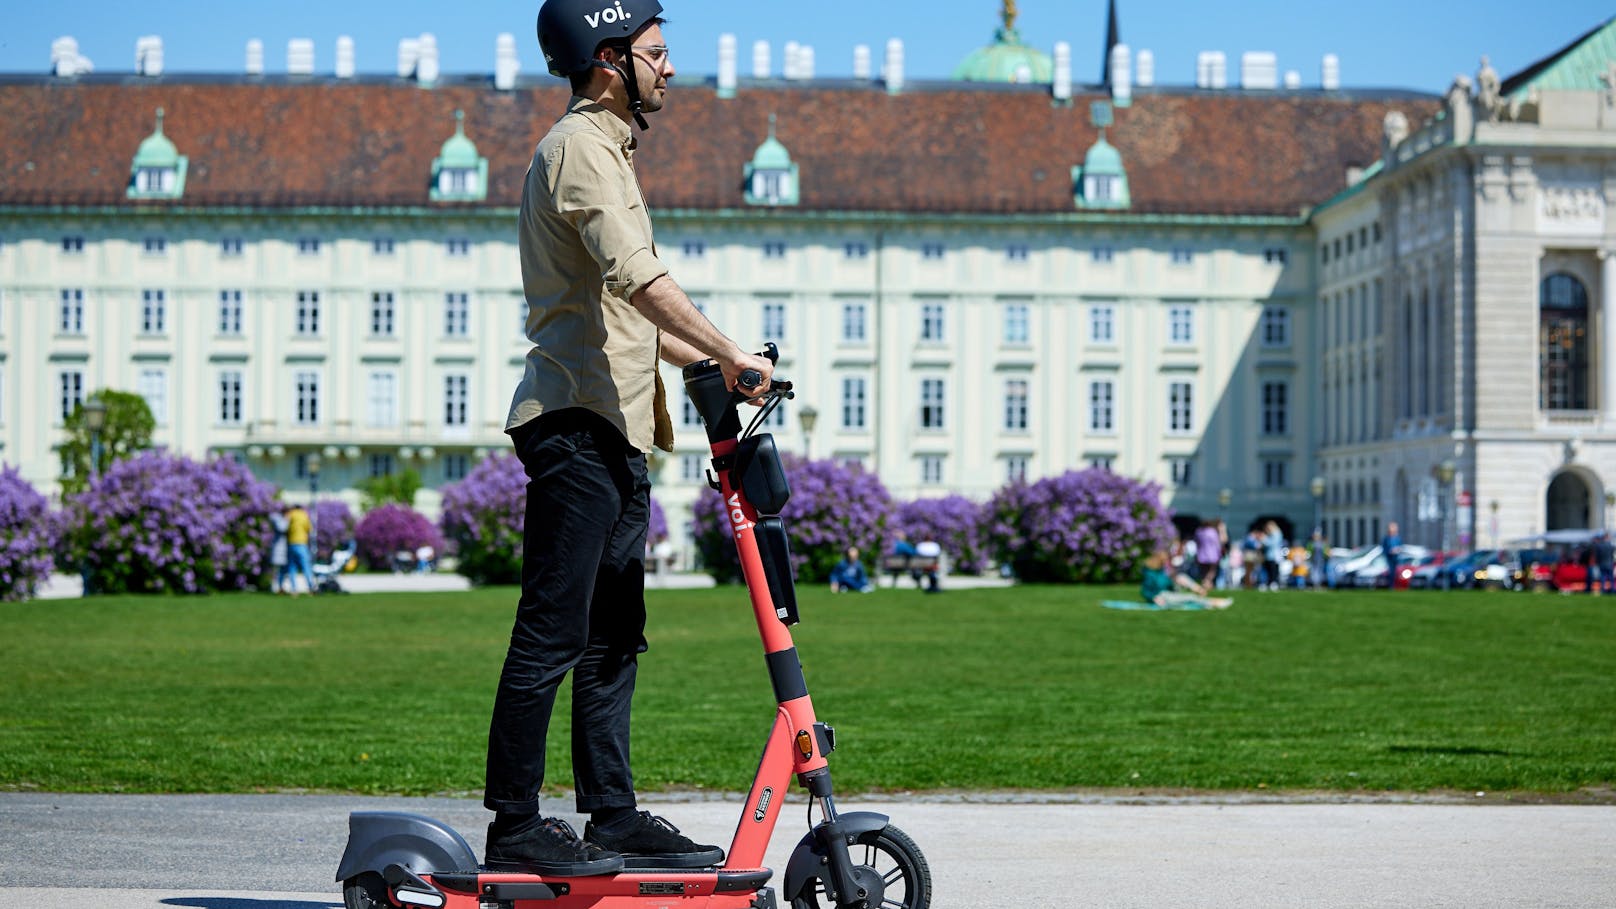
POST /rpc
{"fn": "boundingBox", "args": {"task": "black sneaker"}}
[485,816,624,876]
[584,812,725,869]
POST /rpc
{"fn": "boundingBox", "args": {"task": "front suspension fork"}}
[813,794,868,908]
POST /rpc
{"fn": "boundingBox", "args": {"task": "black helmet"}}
[537,0,665,77]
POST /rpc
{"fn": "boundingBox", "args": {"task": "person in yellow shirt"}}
[284,504,316,595]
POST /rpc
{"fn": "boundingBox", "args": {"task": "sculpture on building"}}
[1383,109,1409,148]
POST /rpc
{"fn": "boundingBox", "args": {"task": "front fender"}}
[335,811,479,883]
[782,811,890,902]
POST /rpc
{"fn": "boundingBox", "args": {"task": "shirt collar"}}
[567,96,636,151]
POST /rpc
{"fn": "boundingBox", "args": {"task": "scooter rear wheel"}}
[342,872,389,909]
[792,824,930,909]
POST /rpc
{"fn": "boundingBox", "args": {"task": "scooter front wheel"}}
[342,872,389,909]
[792,824,931,909]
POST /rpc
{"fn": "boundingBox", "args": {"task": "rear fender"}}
[335,811,479,883]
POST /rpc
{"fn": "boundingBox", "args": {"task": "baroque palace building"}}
[1,6,1613,561]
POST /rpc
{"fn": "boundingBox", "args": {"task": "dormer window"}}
[743,114,800,208]
[127,108,188,200]
[1072,103,1130,211]
[430,110,488,203]
[1085,173,1121,203]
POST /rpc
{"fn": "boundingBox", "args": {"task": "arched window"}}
[1540,273,1590,411]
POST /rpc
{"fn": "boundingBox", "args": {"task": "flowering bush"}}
[63,451,281,594]
[893,494,990,575]
[439,453,525,585]
[693,455,892,584]
[0,465,58,602]
[311,499,356,565]
[354,503,445,571]
[649,494,668,544]
[984,469,1176,584]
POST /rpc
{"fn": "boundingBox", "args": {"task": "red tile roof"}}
[0,76,1439,216]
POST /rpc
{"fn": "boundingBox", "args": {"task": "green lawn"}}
[2,584,1613,796]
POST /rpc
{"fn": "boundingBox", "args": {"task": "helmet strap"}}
[594,46,650,131]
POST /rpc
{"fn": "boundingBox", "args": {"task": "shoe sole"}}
[484,855,625,877]
[618,847,727,869]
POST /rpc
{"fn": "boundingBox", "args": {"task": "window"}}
[59,289,85,334]
[1005,456,1029,483]
[749,170,791,205]
[763,241,787,259]
[1089,305,1115,344]
[920,455,944,485]
[840,302,867,343]
[682,239,706,258]
[1006,244,1030,262]
[1170,247,1193,265]
[1346,232,1355,254]
[844,241,870,259]
[1540,273,1591,411]
[681,392,701,427]
[1373,222,1382,243]
[920,378,946,430]
[370,291,396,337]
[1168,382,1194,433]
[921,242,946,259]
[680,454,705,483]
[1003,379,1029,432]
[1170,457,1193,486]
[1261,306,1291,347]
[1262,382,1289,435]
[841,376,867,430]
[1358,226,1368,250]
[920,303,945,342]
[295,291,320,335]
[219,290,243,335]
[1263,459,1289,489]
[220,237,244,257]
[762,302,786,341]
[61,236,85,254]
[439,167,480,197]
[1089,381,1115,433]
[445,238,471,258]
[294,370,321,425]
[369,453,395,478]
[1333,238,1342,260]
[1085,173,1120,202]
[1320,243,1330,265]
[138,367,168,423]
[135,167,176,194]
[142,236,166,256]
[444,454,470,482]
[373,237,395,255]
[1168,304,1195,345]
[445,292,470,337]
[1263,247,1288,265]
[444,374,469,427]
[58,371,84,422]
[1092,246,1115,263]
[296,237,321,256]
[140,289,166,334]
[1089,455,1115,471]
[1003,303,1030,345]
[218,370,243,425]
[366,371,397,428]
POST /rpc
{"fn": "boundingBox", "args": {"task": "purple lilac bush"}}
[311,499,356,565]
[984,469,1176,584]
[693,455,892,584]
[893,494,990,575]
[0,465,58,602]
[649,494,668,544]
[355,503,445,571]
[63,451,281,594]
[439,453,526,584]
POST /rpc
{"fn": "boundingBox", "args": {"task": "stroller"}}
[312,540,357,594]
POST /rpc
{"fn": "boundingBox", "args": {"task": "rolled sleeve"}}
[547,134,670,302]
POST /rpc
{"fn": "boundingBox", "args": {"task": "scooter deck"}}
[423,866,775,908]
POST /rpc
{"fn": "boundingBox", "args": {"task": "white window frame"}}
[1170,247,1194,265]
[138,366,168,424]
[840,301,867,344]
[1262,381,1289,436]
[217,369,244,426]
[295,290,321,336]
[920,378,946,430]
[142,236,167,256]
[921,242,946,260]
[373,237,396,255]
[220,237,244,257]
[218,289,244,335]
[366,370,398,428]
[1006,244,1030,262]
[920,303,946,343]
[440,168,479,197]
[762,240,787,259]
[59,288,85,334]
[1168,304,1196,345]
[844,241,870,259]
[1004,379,1029,432]
[370,291,396,337]
[1170,457,1193,487]
[140,289,166,335]
[761,302,787,341]
[920,454,944,485]
[61,235,85,254]
[681,453,705,483]
[1005,455,1029,484]
[681,392,702,427]
[1089,380,1115,433]
[1089,304,1115,344]
[1261,306,1291,348]
[296,237,322,256]
[443,373,470,428]
[445,238,471,258]
[294,370,322,426]
[444,454,470,482]
[1092,246,1115,263]
[841,375,867,431]
[1003,302,1030,345]
[58,370,84,423]
[445,292,470,337]
[1168,381,1195,434]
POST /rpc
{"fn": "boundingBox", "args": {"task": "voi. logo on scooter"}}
[583,1,631,28]
[728,493,754,535]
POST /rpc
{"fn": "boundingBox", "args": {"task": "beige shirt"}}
[506,96,675,453]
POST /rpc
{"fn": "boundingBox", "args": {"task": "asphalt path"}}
[1,792,1613,908]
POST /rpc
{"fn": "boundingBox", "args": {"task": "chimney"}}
[1283,69,1301,90]
[136,36,164,77]
[52,36,90,77]
[752,40,770,79]
[800,45,815,80]
[1136,48,1154,87]
[1240,51,1277,90]
[884,38,904,95]
[399,38,420,78]
[717,33,737,98]
[853,44,871,80]
[1110,43,1131,105]
[1196,51,1226,89]
[1052,41,1072,103]
[246,38,264,75]
[287,38,315,75]
[335,36,355,79]
[496,33,520,90]
[1321,53,1340,90]
[783,41,800,80]
[417,33,439,84]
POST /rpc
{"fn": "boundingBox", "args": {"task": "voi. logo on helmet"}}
[584,1,631,28]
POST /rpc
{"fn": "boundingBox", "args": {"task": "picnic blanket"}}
[1101,599,1228,612]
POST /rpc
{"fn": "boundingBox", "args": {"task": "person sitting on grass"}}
[1141,550,1233,609]
[829,546,874,594]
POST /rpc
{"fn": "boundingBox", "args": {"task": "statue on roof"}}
[1475,56,1502,120]
[1003,0,1018,32]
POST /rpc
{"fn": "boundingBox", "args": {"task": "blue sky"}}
[3,1,1611,93]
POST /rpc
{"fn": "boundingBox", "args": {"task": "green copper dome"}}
[437,110,481,169]
[133,108,180,168]
[751,121,793,170]
[1083,136,1124,174]
[954,3,1052,83]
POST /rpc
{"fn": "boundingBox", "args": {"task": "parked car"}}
[1509,548,1556,591]
[1549,550,1591,592]
[1349,545,1431,589]
[1423,549,1502,590]
[1406,552,1461,589]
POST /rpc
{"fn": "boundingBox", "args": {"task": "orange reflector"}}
[796,730,814,758]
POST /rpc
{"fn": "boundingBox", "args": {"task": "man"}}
[1381,521,1403,581]
[284,503,316,596]
[829,546,873,594]
[1595,531,1615,595]
[482,0,774,878]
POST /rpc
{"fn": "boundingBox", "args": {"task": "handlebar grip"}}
[739,368,762,389]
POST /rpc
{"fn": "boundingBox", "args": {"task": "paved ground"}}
[1,792,1611,908]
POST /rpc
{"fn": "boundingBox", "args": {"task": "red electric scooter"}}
[336,344,931,909]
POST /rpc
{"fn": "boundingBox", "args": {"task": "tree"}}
[57,390,155,495]
[356,468,423,511]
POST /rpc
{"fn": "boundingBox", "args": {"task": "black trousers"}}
[485,408,651,814]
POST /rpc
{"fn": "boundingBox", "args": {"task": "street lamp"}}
[798,405,819,459]
[83,397,107,480]
[1309,475,1326,537]
[1489,499,1500,550]
[1434,459,1457,553]
[307,452,322,554]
